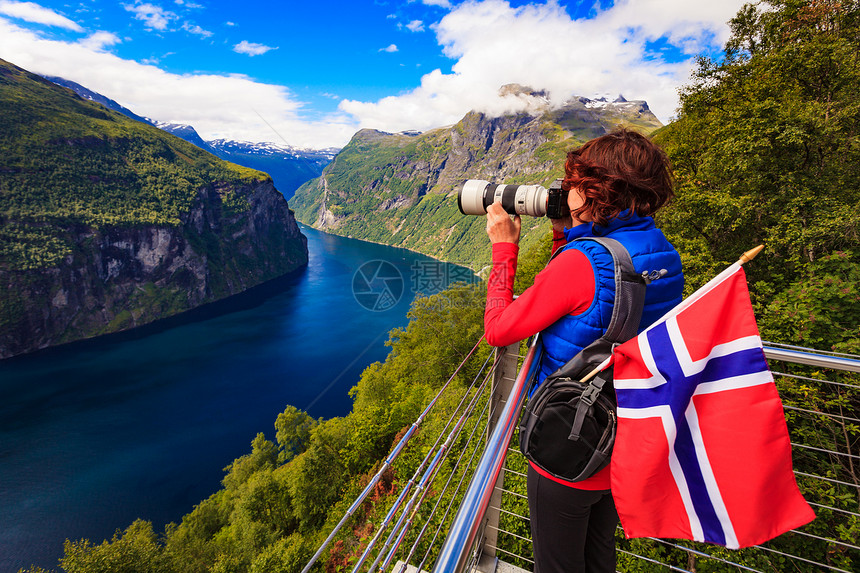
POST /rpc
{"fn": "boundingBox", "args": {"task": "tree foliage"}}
[655,0,860,302]
[275,406,318,464]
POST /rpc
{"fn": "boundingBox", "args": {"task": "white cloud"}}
[182,22,212,37]
[341,0,746,134]
[380,43,398,52]
[0,19,356,148]
[405,19,425,32]
[124,2,174,31]
[78,31,121,51]
[0,0,82,31]
[422,0,452,8]
[233,40,276,56]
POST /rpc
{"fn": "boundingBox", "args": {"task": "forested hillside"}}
[0,59,308,358]
[21,0,860,571]
[654,0,859,354]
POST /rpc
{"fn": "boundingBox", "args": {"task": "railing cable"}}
[351,349,496,573]
[497,487,527,501]
[616,548,690,573]
[752,542,854,573]
[487,504,529,522]
[372,368,494,573]
[772,370,860,391]
[397,391,494,573]
[807,500,860,518]
[644,537,763,572]
[795,470,860,489]
[300,336,485,573]
[783,404,860,424]
[486,524,530,544]
[791,442,860,461]
[483,544,533,566]
[786,528,860,552]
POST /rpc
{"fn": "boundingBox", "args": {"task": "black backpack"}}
[518,237,648,482]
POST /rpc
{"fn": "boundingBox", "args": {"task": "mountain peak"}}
[498,84,549,99]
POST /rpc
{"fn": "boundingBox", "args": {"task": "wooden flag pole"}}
[580,244,765,384]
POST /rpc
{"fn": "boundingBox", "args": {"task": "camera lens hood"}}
[458,180,491,215]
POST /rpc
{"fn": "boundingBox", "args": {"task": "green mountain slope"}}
[291,89,662,270]
[0,58,308,358]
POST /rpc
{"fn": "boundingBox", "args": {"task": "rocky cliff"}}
[291,88,661,269]
[0,58,308,359]
[0,179,306,359]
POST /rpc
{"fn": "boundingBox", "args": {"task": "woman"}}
[483,129,684,573]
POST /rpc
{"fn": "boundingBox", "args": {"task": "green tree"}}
[59,520,170,573]
[286,417,352,531]
[655,0,860,297]
[162,494,230,573]
[222,433,277,492]
[275,405,318,464]
[249,533,314,573]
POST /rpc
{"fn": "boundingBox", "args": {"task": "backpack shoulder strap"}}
[542,236,646,381]
[575,236,646,344]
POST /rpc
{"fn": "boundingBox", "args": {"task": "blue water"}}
[0,225,473,572]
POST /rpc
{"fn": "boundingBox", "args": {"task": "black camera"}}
[458,178,570,219]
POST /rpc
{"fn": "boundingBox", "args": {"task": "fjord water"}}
[0,225,474,572]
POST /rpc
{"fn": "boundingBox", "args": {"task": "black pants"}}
[527,465,618,573]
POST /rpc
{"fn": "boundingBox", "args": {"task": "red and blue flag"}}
[610,264,815,548]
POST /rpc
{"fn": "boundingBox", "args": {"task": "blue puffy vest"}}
[536,213,684,385]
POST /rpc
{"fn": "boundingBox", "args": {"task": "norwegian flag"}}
[610,264,815,549]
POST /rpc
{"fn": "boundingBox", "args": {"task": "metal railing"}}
[444,341,860,573]
[302,339,860,573]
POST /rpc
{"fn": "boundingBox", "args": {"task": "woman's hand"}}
[550,214,574,235]
[486,202,521,245]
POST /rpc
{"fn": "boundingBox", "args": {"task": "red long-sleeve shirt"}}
[484,230,611,490]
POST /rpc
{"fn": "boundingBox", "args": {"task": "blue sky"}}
[0,0,745,148]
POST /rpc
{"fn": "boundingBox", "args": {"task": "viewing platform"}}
[303,338,860,573]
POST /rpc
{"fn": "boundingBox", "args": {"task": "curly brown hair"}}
[562,128,674,227]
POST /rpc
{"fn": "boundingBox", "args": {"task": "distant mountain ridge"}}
[291,85,662,270]
[44,76,336,199]
[43,75,152,125]
[1,58,309,359]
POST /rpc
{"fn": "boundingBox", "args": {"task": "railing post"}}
[475,343,520,571]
